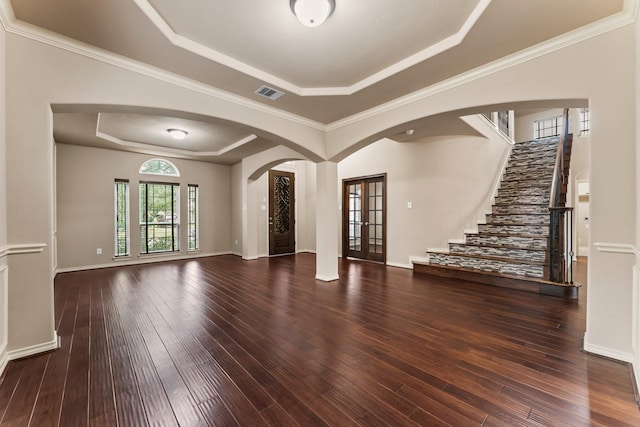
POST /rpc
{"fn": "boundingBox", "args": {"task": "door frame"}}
[342,173,387,263]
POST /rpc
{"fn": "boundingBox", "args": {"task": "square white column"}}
[315,161,339,281]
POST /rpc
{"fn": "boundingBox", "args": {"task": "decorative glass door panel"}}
[269,170,296,255]
[348,183,362,252]
[343,175,386,262]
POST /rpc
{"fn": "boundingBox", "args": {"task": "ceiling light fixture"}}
[167,128,188,140]
[290,0,335,27]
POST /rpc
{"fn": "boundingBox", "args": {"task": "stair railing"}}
[548,109,574,283]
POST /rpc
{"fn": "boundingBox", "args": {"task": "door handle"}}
[361,221,369,226]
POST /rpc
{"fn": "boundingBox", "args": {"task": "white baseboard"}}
[315,274,339,282]
[426,248,448,254]
[386,261,413,270]
[0,345,8,376]
[296,249,316,254]
[634,362,640,402]
[231,251,243,257]
[6,332,60,362]
[243,255,259,261]
[56,251,232,274]
[409,256,430,265]
[583,340,634,363]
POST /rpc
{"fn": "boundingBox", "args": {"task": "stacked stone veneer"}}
[427,137,559,278]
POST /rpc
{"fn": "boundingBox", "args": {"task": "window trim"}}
[533,115,563,139]
[139,181,180,255]
[579,108,590,136]
[188,184,199,252]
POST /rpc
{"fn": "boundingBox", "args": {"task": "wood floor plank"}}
[0,254,638,426]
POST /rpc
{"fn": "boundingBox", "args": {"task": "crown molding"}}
[0,0,637,134]
[133,0,492,96]
[95,113,258,157]
[326,4,639,131]
[0,2,326,131]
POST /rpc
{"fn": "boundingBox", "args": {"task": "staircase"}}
[413,136,578,298]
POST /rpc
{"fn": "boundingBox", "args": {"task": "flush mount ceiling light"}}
[290,0,335,27]
[167,128,188,140]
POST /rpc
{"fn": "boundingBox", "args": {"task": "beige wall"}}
[56,144,231,269]
[0,24,6,249]
[338,132,509,267]
[230,163,243,256]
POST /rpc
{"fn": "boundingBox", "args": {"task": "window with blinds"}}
[114,179,130,257]
[188,184,199,251]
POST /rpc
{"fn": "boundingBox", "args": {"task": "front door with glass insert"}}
[342,174,386,262]
[269,170,296,255]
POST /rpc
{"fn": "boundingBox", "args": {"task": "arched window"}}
[139,158,180,176]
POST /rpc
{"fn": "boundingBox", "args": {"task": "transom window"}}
[140,158,180,176]
[533,116,562,139]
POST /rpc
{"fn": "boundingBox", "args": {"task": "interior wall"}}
[0,23,6,249]
[338,134,509,267]
[56,144,232,269]
[301,161,317,252]
[633,13,640,395]
[230,163,243,256]
[0,21,8,371]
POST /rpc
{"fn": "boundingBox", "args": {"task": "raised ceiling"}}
[3,0,629,161]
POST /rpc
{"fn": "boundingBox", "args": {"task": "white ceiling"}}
[4,0,628,163]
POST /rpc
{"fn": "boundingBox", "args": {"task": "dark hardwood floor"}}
[0,254,638,426]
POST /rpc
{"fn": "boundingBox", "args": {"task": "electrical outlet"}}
[96,248,102,255]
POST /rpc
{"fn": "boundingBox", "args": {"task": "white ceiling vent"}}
[255,85,285,101]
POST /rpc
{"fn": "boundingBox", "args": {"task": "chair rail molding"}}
[0,243,47,258]
[592,242,638,255]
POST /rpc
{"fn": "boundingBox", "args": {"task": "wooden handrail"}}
[549,109,570,208]
[548,109,574,284]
